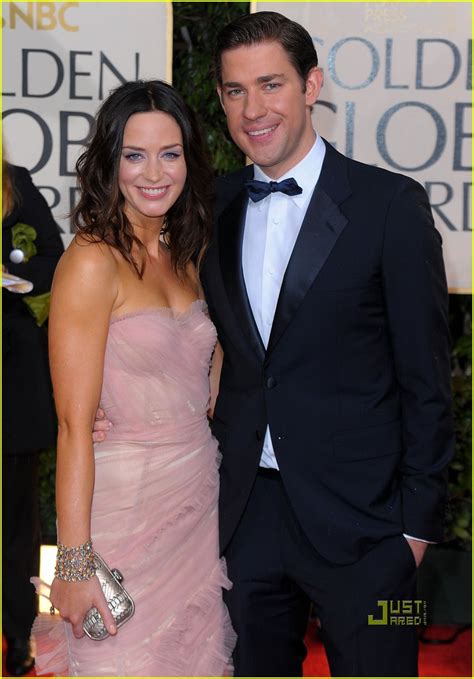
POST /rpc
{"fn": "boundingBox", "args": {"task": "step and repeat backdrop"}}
[2,0,172,243]
[2,1,471,291]
[254,2,471,292]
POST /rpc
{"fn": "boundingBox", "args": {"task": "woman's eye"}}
[124,152,142,161]
[162,152,181,160]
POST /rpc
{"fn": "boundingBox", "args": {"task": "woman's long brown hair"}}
[72,80,214,277]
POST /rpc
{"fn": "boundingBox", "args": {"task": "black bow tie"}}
[244,177,303,203]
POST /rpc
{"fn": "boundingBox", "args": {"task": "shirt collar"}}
[252,133,326,208]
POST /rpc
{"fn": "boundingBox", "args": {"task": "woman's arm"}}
[48,238,118,638]
[188,261,223,420]
[208,341,223,419]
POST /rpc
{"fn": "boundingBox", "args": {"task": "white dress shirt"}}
[242,134,326,469]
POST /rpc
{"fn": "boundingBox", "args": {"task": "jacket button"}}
[266,376,277,389]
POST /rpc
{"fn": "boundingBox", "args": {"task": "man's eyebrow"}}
[257,73,285,83]
[222,73,285,88]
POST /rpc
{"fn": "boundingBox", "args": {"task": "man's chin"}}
[237,135,281,168]
[245,150,281,172]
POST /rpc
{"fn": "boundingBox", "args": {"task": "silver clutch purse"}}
[82,552,135,640]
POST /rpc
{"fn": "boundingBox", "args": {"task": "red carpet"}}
[303,621,472,677]
[3,625,472,676]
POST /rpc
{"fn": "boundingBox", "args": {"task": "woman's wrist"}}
[55,539,97,581]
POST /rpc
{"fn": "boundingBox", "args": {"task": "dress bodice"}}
[99,299,217,442]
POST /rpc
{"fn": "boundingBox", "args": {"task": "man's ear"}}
[305,67,324,107]
[217,86,226,114]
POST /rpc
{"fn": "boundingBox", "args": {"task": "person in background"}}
[2,158,64,675]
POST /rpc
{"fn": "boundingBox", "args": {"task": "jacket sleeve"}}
[382,176,454,541]
[6,166,64,294]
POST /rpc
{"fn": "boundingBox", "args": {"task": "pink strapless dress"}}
[32,300,236,676]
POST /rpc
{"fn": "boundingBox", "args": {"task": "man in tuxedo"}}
[200,10,454,677]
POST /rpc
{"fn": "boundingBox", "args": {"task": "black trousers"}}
[2,454,41,639]
[224,469,418,677]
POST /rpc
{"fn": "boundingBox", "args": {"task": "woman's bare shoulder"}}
[51,234,120,314]
[57,234,118,278]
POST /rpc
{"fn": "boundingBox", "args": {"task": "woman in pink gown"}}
[31,80,235,676]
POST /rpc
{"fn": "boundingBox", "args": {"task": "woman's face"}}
[118,110,187,229]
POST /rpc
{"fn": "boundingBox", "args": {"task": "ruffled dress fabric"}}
[31,300,236,676]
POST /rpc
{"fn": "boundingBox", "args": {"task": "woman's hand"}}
[50,575,117,639]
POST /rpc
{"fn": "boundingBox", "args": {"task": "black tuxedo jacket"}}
[201,140,454,564]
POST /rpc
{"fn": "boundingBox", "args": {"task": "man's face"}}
[217,40,323,179]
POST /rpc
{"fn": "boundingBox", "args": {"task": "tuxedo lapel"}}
[217,186,266,363]
[267,142,351,355]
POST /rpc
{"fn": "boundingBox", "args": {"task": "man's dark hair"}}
[214,11,318,87]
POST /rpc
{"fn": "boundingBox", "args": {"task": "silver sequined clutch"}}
[82,552,135,640]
